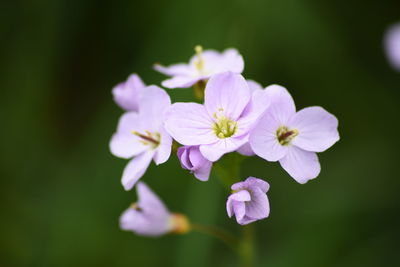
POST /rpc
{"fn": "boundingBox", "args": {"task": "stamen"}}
[194,45,204,72]
[132,130,160,147]
[276,126,299,145]
[213,112,237,139]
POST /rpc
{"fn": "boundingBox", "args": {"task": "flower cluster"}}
[110,46,339,236]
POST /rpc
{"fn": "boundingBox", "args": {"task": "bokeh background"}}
[1,0,400,266]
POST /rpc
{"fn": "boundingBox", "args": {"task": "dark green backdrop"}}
[1,0,400,266]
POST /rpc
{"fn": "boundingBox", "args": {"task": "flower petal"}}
[153,127,172,165]
[247,80,263,92]
[112,74,144,111]
[249,111,289,162]
[264,84,296,125]
[245,177,270,193]
[199,137,247,162]
[121,151,154,191]
[193,161,212,181]
[279,146,321,184]
[237,142,255,156]
[139,85,171,130]
[233,201,246,221]
[137,182,170,216]
[204,72,251,120]
[164,103,217,145]
[289,106,339,152]
[109,133,147,159]
[154,63,193,76]
[161,75,200,89]
[230,190,251,201]
[245,187,270,219]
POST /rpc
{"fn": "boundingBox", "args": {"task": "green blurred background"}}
[1,0,400,266]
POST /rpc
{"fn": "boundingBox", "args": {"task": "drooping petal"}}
[161,75,201,89]
[279,146,321,184]
[245,177,270,193]
[112,74,145,111]
[193,161,212,181]
[139,85,171,130]
[109,133,147,159]
[204,72,251,120]
[164,103,217,145]
[245,187,270,219]
[233,201,246,221]
[154,63,193,76]
[188,147,212,181]
[230,190,251,202]
[200,137,248,162]
[121,151,154,191]
[289,106,339,152]
[249,111,289,162]
[263,84,296,125]
[153,127,172,165]
[137,182,170,216]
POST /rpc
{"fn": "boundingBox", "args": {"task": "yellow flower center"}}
[213,111,237,139]
[132,130,160,149]
[276,126,299,146]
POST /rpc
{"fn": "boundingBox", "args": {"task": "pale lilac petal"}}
[199,137,247,162]
[237,142,255,156]
[230,190,251,202]
[233,201,246,221]
[245,187,270,219]
[289,107,339,152]
[237,217,257,225]
[177,146,192,169]
[226,198,235,218]
[137,182,169,216]
[161,75,200,89]
[116,112,145,134]
[165,103,217,145]
[244,177,270,193]
[153,127,172,165]
[247,80,263,93]
[193,161,212,181]
[109,133,147,159]
[279,146,320,184]
[154,63,193,76]
[121,151,154,191]
[211,48,244,74]
[139,86,171,130]
[112,74,145,111]
[204,72,251,120]
[384,23,400,71]
[263,84,296,125]
[249,111,289,162]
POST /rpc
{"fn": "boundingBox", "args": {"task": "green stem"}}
[238,224,256,267]
[191,223,238,251]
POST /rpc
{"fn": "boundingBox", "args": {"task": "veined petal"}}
[264,84,296,125]
[200,137,247,162]
[289,106,339,152]
[245,187,270,219]
[153,127,172,165]
[165,103,217,145]
[233,201,246,221]
[279,146,320,184]
[204,72,251,120]
[121,151,154,191]
[109,133,147,159]
[249,111,288,162]
[193,161,212,181]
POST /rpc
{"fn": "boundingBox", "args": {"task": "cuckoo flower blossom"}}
[384,23,400,71]
[165,72,269,162]
[177,146,212,181]
[249,85,339,183]
[112,74,145,111]
[120,182,189,236]
[227,177,270,225]
[154,46,244,89]
[110,86,172,190]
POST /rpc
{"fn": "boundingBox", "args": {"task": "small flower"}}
[165,72,269,162]
[120,182,190,236]
[177,146,212,181]
[249,85,339,183]
[384,23,400,71]
[110,86,172,190]
[112,74,145,111]
[226,177,270,225]
[154,46,244,89]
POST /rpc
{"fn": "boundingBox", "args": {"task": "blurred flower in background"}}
[384,22,400,71]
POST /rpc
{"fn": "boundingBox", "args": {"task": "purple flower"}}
[249,85,339,183]
[226,177,270,225]
[110,86,172,190]
[177,146,212,181]
[165,72,269,162]
[384,23,400,71]
[120,182,189,236]
[112,74,145,111]
[154,46,244,89]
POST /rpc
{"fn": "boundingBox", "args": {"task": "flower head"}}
[177,146,212,181]
[110,86,172,190]
[154,46,244,89]
[384,23,400,71]
[112,74,145,111]
[165,72,270,162]
[249,85,339,183]
[120,182,189,236]
[226,177,270,225]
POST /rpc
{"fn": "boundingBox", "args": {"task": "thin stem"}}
[238,224,256,267]
[191,223,239,251]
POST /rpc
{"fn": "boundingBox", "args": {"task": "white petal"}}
[121,151,154,191]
